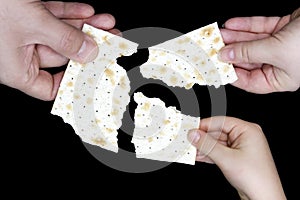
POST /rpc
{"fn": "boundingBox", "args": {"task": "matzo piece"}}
[51,24,138,153]
[132,92,200,165]
[140,22,237,89]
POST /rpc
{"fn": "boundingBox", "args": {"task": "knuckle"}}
[250,122,263,132]
[240,45,251,63]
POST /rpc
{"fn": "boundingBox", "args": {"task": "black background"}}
[1,0,299,199]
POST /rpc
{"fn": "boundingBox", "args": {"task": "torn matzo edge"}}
[51,24,138,153]
[140,22,237,89]
[132,92,200,165]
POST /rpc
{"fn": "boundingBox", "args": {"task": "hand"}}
[219,7,300,93]
[187,116,286,200]
[0,0,117,100]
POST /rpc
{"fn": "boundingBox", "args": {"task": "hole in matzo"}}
[116,48,149,153]
[117,48,149,71]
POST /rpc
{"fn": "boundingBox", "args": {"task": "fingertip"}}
[105,13,116,25]
[44,1,95,18]
[223,19,233,29]
[86,13,116,30]
[109,28,122,37]
[74,3,95,17]
[86,4,95,15]
[223,17,246,30]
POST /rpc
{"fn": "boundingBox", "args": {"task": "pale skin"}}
[1,3,299,100]
[192,7,300,199]
[188,116,287,200]
[0,1,292,198]
[219,7,300,93]
[0,0,119,100]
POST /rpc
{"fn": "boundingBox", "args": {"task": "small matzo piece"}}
[132,92,200,165]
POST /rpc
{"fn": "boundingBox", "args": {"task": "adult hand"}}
[219,7,300,93]
[188,116,286,200]
[0,0,116,100]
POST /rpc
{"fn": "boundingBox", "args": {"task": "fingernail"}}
[188,129,201,144]
[77,35,99,63]
[219,47,234,62]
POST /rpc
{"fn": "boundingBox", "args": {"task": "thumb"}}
[218,37,278,65]
[37,14,98,63]
[188,129,232,166]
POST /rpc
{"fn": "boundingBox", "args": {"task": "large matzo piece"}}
[51,24,138,153]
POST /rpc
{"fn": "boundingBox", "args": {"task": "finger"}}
[38,14,116,67]
[84,13,116,30]
[63,14,116,30]
[187,129,232,166]
[223,17,281,33]
[199,116,226,132]
[109,28,122,36]
[43,1,94,18]
[218,37,280,65]
[22,71,64,101]
[231,67,278,94]
[273,15,291,33]
[199,116,247,134]
[37,45,68,68]
[291,7,300,20]
[221,29,270,44]
[37,13,98,63]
